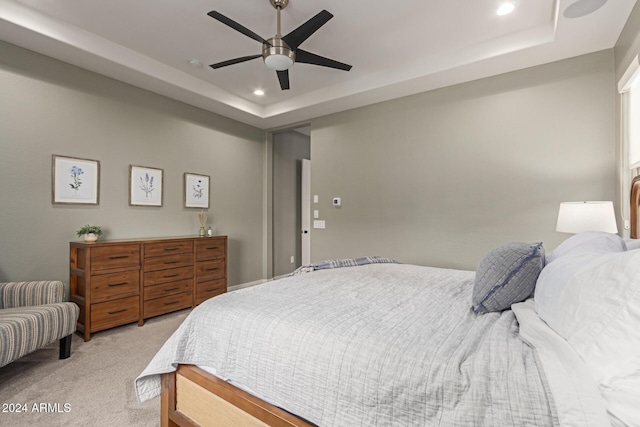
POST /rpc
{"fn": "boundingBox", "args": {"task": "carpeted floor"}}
[0,309,189,427]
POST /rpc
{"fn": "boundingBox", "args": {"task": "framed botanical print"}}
[130,165,163,207]
[184,173,210,208]
[52,155,100,205]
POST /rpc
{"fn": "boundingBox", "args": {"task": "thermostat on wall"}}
[332,197,341,207]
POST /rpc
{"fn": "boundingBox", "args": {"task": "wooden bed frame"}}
[160,178,640,427]
[161,365,313,427]
[631,175,640,238]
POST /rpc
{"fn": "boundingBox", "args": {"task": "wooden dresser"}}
[70,236,227,341]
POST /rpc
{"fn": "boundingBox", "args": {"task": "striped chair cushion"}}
[0,281,64,308]
[0,302,79,367]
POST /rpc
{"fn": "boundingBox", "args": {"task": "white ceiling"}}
[0,0,636,129]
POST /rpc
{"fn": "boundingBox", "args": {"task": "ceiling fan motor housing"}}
[263,37,295,70]
[270,0,289,9]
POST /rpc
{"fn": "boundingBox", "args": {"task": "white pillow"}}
[535,232,626,321]
[624,238,640,251]
[545,231,626,265]
[535,248,640,384]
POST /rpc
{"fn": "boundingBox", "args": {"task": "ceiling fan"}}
[207,0,352,91]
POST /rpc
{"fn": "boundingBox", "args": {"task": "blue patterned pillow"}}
[472,242,545,314]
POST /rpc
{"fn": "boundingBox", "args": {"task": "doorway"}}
[272,127,311,277]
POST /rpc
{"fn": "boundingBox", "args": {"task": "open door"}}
[301,159,311,265]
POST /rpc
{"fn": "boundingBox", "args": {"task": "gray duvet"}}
[135,263,558,426]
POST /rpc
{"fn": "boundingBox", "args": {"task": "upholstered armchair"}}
[0,281,79,368]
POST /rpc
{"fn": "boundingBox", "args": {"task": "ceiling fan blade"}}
[210,55,261,69]
[276,70,290,90]
[208,11,267,44]
[282,10,333,50]
[295,49,352,71]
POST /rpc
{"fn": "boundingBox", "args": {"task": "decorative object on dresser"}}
[70,236,227,341]
[197,211,207,237]
[76,224,103,242]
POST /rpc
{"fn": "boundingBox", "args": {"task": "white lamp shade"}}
[556,201,618,234]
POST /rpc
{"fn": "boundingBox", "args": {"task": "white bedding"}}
[512,300,611,426]
[191,299,613,427]
[135,262,615,426]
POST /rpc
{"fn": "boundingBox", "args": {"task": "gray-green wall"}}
[309,51,616,270]
[0,39,624,284]
[0,41,265,288]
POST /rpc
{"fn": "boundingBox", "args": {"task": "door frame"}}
[265,125,311,279]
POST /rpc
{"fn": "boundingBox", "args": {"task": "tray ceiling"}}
[0,0,636,129]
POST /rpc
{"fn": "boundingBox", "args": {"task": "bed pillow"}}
[472,242,545,314]
[624,238,640,250]
[545,231,626,265]
[534,248,640,385]
[535,232,626,321]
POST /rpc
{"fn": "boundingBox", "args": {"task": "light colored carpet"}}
[0,309,189,427]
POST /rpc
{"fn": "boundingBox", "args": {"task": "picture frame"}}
[52,154,100,205]
[184,173,210,208]
[130,165,163,207]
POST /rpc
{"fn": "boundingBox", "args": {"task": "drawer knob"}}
[108,308,127,315]
[164,247,180,251]
[164,300,180,306]
[206,246,219,250]
[163,260,180,265]
[109,255,129,260]
[164,287,179,292]
[206,267,219,271]
[206,287,221,292]
[163,273,179,278]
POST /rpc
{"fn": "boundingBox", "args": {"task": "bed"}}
[136,225,640,426]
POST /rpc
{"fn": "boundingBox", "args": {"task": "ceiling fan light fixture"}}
[263,38,295,71]
[264,53,294,71]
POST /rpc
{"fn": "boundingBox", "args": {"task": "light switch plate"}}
[313,220,326,229]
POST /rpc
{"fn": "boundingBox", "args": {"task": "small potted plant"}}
[76,224,103,242]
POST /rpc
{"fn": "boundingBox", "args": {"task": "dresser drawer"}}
[144,253,193,272]
[196,259,225,282]
[144,291,192,318]
[195,238,226,261]
[144,266,193,286]
[91,295,139,331]
[145,241,193,258]
[195,279,226,305]
[144,279,192,301]
[91,270,139,302]
[91,245,140,271]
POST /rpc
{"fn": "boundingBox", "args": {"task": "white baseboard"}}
[228,273,296,292]
[228,279,269,292]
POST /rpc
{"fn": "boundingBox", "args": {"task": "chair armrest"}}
[0,281,64,308]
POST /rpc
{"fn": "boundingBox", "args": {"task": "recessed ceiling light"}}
[254,89,265,96]
[496,2,515,16]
